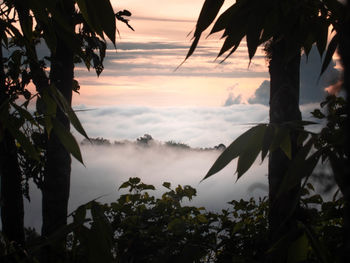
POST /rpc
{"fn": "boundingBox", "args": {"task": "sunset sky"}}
[73,0,268,107]
[70,0,340,146]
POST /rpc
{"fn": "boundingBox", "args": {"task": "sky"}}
[73,0,268,107]
[23,0,342,229]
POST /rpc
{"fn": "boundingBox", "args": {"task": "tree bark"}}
[338,2,350,262]
[41,1,74,261]
[267,37,302,261]
[0,34,25,245]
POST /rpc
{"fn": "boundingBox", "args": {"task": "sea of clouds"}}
[24,102,323,230]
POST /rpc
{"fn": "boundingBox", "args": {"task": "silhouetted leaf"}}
[261,124,274,162]
[277,141,320,197]
[11,103,36,125]
[183,0,224,62]
[321,33,339,75]
[246,14,260,61]
[280,131,291,159]
[203,124,266,181]
[209,4,235,35]
[50,86,89,140]
[302,223,331,263]
[270,126,289,152]
[236,125,266,179]
[316,19,329,56]
[52,118,84,164]
[195,0,224,35]
[8,127,39,161]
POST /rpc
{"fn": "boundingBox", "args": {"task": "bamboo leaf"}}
[52,118,84,164]
[277,141,320,198]
[246,14,260,61]
[209,4,235,35]
[280,131,292,160]
[321,33,339,75]
[316,19,329,56]
[194,0,224,36]
[236,125,266,179]
[50,86,89,140]
[203,124,266,181]
[183,0,224,62]
[261,124,274,162]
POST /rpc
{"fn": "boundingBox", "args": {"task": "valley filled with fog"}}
[24,103,324,230]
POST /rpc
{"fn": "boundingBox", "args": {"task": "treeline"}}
[81,134,227,151]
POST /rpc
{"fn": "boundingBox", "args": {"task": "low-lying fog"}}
[25,143,268,230]
[24,103,325,230]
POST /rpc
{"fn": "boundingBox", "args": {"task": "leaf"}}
[276,140,320,198]
[316,19,329,56]
[8,127,39,161]
[119,182,130,190]
[52,118,84,164]
[236,125,266,179]
[302,223,331,263]
[194,0,224,35]
[261,124,274,162]
[50,86,89,140]
[183,0,224,62]
[41,90,57,136]
[269,126,289,153]
[280,131,292,159]
[163,182,171,189]
[209,4,236,35]
[203,124,266,181]
[246,14,261,61]
[321,33,339,75]
[11,103,36,125]
[74,204,87,224]
[287,233,308,263]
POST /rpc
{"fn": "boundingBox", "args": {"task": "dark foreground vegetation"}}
[1,0,350,262]
[0,177,344,263]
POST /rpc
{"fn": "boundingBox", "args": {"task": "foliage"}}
[0,177,344,263]
[184,0,344,71]
[165,140,191,149]
[203,95,347,189]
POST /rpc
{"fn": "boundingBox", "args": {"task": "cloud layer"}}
[24,103,322,230]
[247,47,341,105]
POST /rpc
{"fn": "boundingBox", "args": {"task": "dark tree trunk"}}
[41,1,74,261]
[338,2,350,262]
[0,36,25,245]
[267,37,302,261]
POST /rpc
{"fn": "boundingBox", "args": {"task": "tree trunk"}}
[338,2,350,262]
[41,1,74,261]
[0,35,25,245]
[267,37,302,261]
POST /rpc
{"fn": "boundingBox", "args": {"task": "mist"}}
[24,103,321,230]
[25,143,268,230]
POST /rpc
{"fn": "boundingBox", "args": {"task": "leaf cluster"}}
[185,0,345,72]
[0,178,344,263]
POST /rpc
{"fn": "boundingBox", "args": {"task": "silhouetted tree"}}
[184,1,338,260]
[0,16,24,245]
